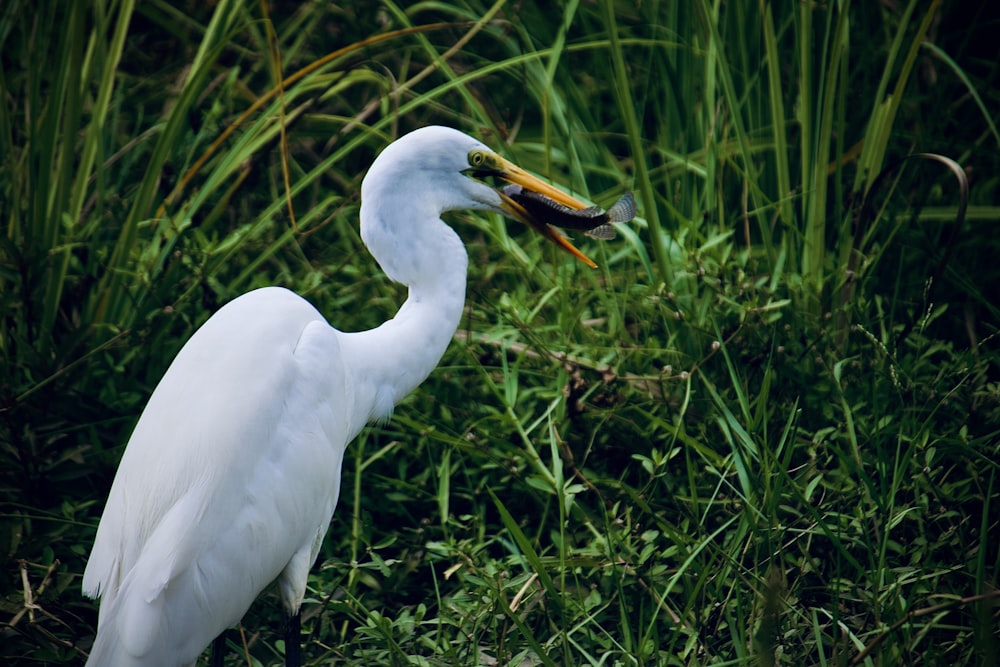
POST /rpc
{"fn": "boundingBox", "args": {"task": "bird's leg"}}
[210,632,226,667]
[284,611,301,667]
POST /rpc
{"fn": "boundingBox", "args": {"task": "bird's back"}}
[83,287,355,666]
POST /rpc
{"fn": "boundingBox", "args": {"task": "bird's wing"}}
[83,286,354,662]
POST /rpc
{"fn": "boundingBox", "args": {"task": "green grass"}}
[2,0,999,665]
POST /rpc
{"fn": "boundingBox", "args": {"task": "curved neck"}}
[339,217,468,431]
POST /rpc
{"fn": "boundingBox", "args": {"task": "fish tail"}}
[605,192,636,223]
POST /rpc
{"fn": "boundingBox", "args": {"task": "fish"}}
[501,185,635,240]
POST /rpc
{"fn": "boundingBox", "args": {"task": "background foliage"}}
[2,0,999,665]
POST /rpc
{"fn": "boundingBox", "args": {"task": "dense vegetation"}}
[2,1,998,664]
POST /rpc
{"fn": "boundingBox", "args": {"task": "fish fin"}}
[585,224,617,240]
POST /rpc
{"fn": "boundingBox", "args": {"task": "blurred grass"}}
[2,0,999,665]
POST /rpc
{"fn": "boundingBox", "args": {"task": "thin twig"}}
[851,588,1000,664]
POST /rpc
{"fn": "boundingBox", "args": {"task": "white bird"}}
[82,126,598,666]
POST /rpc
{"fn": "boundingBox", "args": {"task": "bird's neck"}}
[339,223,469,428]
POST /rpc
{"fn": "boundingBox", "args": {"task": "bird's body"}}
[83,126,597,666]
[83,288,353,664]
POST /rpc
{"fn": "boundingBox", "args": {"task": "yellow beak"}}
[490,156,598,269]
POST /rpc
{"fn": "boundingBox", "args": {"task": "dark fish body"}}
[502,186,635,240]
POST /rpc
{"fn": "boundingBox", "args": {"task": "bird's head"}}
[360,126,598,271]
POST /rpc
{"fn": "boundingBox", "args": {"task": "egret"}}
[82,126,599,666]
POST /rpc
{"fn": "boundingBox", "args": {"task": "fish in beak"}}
[466,150,617,268]
[502,186,635,241]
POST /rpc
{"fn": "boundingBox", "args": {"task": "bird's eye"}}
[468,150,487,168]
